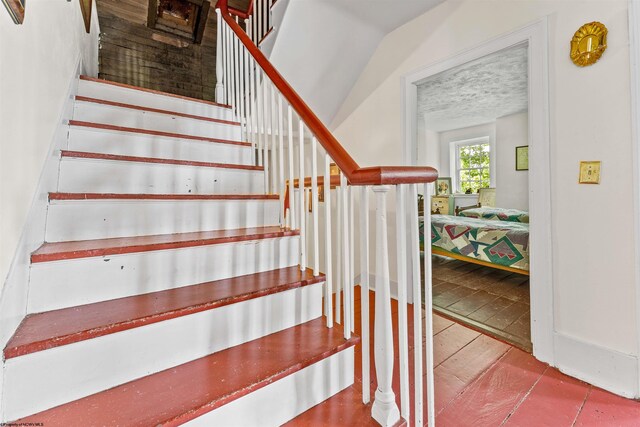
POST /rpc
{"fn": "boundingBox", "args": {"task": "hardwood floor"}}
[96,0,250,101]
[289,290,640,426]
[430,255,532,352]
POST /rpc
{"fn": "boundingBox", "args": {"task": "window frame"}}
[449,136,496,194]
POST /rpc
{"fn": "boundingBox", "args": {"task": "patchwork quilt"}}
[420,215,530,271]
[458,207,529,223]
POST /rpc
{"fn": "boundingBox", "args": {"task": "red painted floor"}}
[289,289,640,426]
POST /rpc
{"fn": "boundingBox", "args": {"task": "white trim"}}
[554,332,638,398]
[448,135,494,193]
[401,19,554,364]
[629,0,640,398]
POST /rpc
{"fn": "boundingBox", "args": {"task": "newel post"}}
[371,186,401,426]
[215,9,225,103]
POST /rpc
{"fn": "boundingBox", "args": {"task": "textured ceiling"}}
[417,44,528,132]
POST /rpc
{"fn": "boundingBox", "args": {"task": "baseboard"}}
[553,332,639,398]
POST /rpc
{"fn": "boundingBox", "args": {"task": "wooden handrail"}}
[228,6,249,19]
[216,0,438,186]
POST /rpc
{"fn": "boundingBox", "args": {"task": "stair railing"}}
[216,1,438,425]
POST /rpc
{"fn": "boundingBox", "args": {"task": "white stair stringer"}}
[28,235,300,312]
[57,156,264,195]
[67,125,254,165]
[186,346,354,427]
[4,282,323,422]
[73,99,242,141]
[77,78,235,122]
[46,198,280,241]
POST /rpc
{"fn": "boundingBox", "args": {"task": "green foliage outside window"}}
[457,143,490,193]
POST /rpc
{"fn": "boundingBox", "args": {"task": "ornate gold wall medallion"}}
[570,22,608,67]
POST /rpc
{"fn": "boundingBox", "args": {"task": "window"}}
[454,138,491,193]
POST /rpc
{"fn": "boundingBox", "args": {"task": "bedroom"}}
[416,43,532,350]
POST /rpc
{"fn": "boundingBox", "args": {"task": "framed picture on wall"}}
[516,145,529,171]
[79,0,92,33]
[431,196,451,215]
[435,177,452,196]
[2,0,25,24]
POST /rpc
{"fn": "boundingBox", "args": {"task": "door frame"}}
[628,0,640,397]
[401,18,554,364]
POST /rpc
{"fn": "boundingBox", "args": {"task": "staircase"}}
[3,76,358,425]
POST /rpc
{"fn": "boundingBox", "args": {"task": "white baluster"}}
[257,0,262,44]
[324,153,333,327]
[235,37,246,133]
[243,46,250,137]
[360,185,371,404]
[215,9,225,103]
[224,23,231,106]
[255,68,263,167]
[278,95,285,227]
[395,185,410,423]
[233,29,240,114]
[350,186,355,331]
[263,78,270,192]
[335,181,342,325]
[298,119,306,271]
[311,137,319,275]
[371,185,401,427]
[409,184,424,427]
[271,85,277,194]
[341,172,351,339]
[423,183,435,427]
[287,106,295,229]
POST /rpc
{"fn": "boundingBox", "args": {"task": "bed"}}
[420,212,530,275]
[457,207,529,223]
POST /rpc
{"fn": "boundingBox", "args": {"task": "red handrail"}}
[217,0,438,186]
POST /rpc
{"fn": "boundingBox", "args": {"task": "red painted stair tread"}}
[69,120,251,147]
[49,192,279,201]
[75,95,240,126]
[79,76,232,109]
[31,226,299,263]
[5,267,324,359]
[60,150,263,171]
[15,318,359,426]
[284,384,406,427]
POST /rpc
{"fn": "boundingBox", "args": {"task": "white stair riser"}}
[46,199,280,241]
[28,236,299,312]
[74,101,241,141]
[58,158,265,194]
[68,126,254,165]
[4,283,323,422]
[77,79,234,121]
[186,347,355,427]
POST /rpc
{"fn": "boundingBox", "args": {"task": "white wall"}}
[0,2,99,417]
[496,112,529,210]
[330,0,637,384]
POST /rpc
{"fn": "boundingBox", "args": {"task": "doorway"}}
[403,19,553,361]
